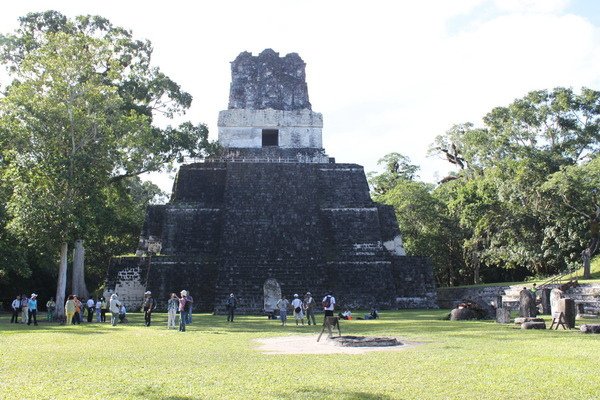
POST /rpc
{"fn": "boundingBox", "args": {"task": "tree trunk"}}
[55,242,68,319]
[72,239,89,299]
[582,248,592,279]
[473,259,481,285]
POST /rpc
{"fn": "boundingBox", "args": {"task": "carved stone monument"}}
[519,288,536,317]
[550,288,564,316]
[104,49,438,313]
[557,298,576,329]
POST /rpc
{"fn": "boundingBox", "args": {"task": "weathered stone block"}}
[580,324,600,334]
[496,308,511,324]
[450,308,475,320]
[522,321,546,329]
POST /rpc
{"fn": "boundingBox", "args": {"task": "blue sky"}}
[1,0,599,193]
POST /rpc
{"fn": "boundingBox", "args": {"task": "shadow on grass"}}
[277,387,395,400]
[133,385,200,400]
[0,319,124,335]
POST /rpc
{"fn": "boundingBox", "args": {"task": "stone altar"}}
[104,49,437,313]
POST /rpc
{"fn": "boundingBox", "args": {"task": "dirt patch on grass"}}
[254,335,424,355]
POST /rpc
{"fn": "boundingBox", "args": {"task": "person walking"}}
[276,295,290,326]
[178,290,191,332]
[20,294,29,324]
[27,293,38,326]
[100,297,108,323]
[11,295,21,323]
[65,295,76,325]
[143,291,156,327]
[95,298,102,322]
[226,293,237,322]
[322,292,336,319]
[109,294,121,326]
[46,297,56,322]
[291,294,305,326]
[167,293,179,329]
[303,292,316,325]
[86,296,95,323]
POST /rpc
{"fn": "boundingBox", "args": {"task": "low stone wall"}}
[438,283,600,313]
[437,286,509,309]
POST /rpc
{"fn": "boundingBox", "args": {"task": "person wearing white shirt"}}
[86,297,95,323]
[95,299,102,322]
[11,295,21,323]
[322,292,336,318]
[291,294,305,326]
[109,294,122,326]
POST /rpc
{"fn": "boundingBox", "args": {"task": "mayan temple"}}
[104,49,437,313]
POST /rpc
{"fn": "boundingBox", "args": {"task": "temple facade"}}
[104,49,437,312]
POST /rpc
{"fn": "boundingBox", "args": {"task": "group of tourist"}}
[10,293,42,325]
[8,290,359,330]
[275,291,334,326]
[10,293,122,326]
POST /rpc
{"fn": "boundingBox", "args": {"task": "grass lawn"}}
[1,310,599,400]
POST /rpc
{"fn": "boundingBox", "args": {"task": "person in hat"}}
[109,294,122,326]
[46,297,56,322]
[178,290,192,332]
[27,293,38,326]
[142,291,156,327]
[226,293,237,322]
[291,294,305,326]
[303,292,317,325]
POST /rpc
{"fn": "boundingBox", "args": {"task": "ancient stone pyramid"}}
[104,49,437,313]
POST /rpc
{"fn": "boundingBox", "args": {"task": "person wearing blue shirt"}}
[27,293,38,326]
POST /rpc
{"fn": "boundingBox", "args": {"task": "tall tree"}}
[542,156,600,278]
[0,12,212,315]
[428,87,600,282]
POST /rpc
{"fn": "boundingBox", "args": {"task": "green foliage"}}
[0,11,213,293]
[375,87,600,286]
[368,152,419,195]
[1,311,600,399]
[376,178,466,286]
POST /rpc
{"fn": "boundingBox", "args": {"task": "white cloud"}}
[1,1,599,190]
[493,0,570,13]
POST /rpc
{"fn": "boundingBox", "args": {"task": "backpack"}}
[322,296,331,308]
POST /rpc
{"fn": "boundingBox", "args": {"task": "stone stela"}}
[104,49,438,313]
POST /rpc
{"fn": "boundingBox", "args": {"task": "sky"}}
[2,0,600,194]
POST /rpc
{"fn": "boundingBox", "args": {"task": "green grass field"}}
[2,310,600,400]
